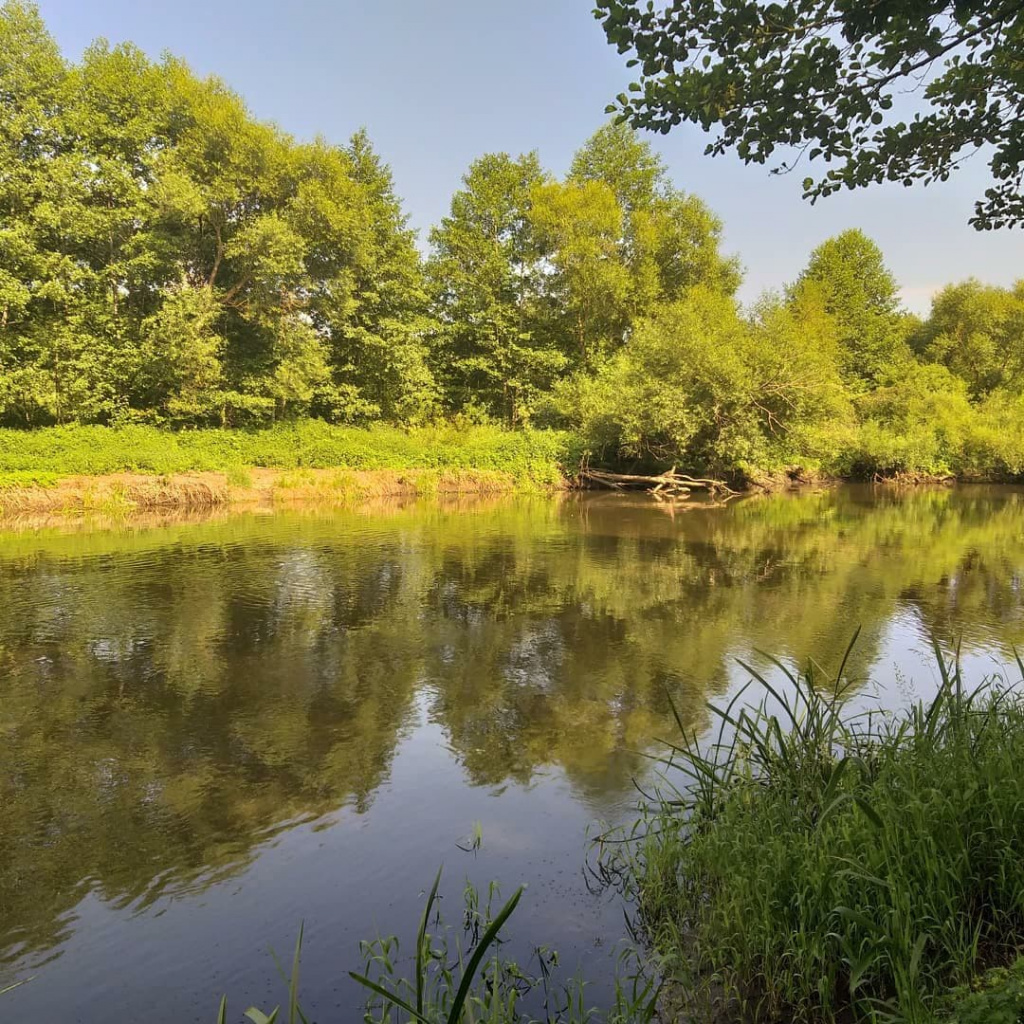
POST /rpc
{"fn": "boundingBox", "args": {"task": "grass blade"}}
[245,1009,280,1024]
[447,886,524,1024]
[417,865,444,1017]
[348,971,431,1023]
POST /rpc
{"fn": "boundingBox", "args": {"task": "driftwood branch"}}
[580,467,738,500]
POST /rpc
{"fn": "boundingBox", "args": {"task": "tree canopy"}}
[595,0,1024,228]
[3,1,1024,483]
[0,1,436,427]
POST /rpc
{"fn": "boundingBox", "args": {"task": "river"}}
[2,486,1023,1021]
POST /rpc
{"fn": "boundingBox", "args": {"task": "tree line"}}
[2,1,1023,479]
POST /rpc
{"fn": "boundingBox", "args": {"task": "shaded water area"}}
[2,486,1024,1021]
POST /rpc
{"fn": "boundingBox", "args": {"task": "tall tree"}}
[0,0,67,422]
[596,0,1024,228]
[791,229,908,388]
[569,121,667,215]
[333,130,437,423]
[530,179,630,368]
[428,152,564,423]
[569,123,740,320]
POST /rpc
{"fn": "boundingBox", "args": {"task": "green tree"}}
[0,4,434,428]
[570,123,741,315]
[596,0,1024,229]
[569,120,666,215]
[530,178,630,368]
[791,229,908,389]
[332,130,437,423]
[428,152,565,423]
[914,279,1024,398]
[136,285,225,421]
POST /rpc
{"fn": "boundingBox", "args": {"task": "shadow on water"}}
[1,485,1023,1019]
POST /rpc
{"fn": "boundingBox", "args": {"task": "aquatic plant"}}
[217,869,656,1024]
[602,636,1024,1022]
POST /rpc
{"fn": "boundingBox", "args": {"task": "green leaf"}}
[855,796,884,829]
[416,866,444,1016]
[245,1009,280,1024]
[447,886,525,1023]
[348,972,431,1023]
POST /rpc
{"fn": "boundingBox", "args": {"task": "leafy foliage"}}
[942,957,1024,1024]
[427,152,562,425]
[912,277,1024,398]
[556,288,848,476]
[790,229,909,389]
[0,1,434,427]
[425,125,739,426]
[595,0,1024,228]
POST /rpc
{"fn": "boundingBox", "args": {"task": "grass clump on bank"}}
[0,422,574,489]
[615,641,1024,1023]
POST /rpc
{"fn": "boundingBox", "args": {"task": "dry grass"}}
[0,473,227,515]
[0,467,539,518]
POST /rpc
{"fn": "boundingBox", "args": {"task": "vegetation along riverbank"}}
[0,423,573,513]
[4,2,1024,498]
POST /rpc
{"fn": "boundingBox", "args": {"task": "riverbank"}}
[0,422,1018,517]
[0,466,554,515]
[614,650,1024,1024]
[0,423,574,514]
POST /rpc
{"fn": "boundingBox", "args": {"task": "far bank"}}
[0,420,1021,516]
[0,423,574,514]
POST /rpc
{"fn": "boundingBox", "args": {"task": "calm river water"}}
[2,486,1023,1021]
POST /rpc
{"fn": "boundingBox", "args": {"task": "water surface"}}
[2,486,1023,1020]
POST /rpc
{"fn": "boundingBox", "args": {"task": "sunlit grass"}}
[0,422,574,485]
[604,636,1024,1023]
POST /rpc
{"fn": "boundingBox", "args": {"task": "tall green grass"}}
[607,638,1024,1023]
[0,422,575,486]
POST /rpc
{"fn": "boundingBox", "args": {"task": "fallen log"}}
[580,467,737,498]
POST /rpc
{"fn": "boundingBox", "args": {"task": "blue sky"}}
[36,0,1023,314]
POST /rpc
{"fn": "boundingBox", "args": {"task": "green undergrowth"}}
[602,637,1024,1023]
[0,422,575,488]
[940,957,1024,1023]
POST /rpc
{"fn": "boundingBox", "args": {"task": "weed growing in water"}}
[217,867,657,1023]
